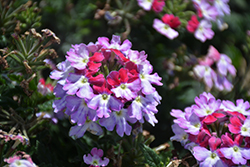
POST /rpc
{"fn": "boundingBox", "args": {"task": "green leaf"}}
[140,144,164,167]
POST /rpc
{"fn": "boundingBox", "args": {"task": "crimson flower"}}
[187,15,199,33]
[161,14,181,29]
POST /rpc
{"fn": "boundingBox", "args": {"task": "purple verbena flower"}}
[127,50,148,66]
[217,54,236,76]
[83,148,109,167]
[65,96,97,125]
[99,108,136,137]
[194,20,214,42]
[97,35,132,54]
[213,0,230,16]
[193,137,227,167]
[50,59,74,85]
[170,123,189,146]
[128,93,158,123]
[220,134,250,165]
[66,44,90,70]
[138,63,163,95]
[193,65,216,89]
[213,74,233,91]
[199,1,218,21]
[63,73,94,99]
[222,99,250,116]
[69,118,103,138]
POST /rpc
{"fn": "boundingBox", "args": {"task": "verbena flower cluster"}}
[193,45,236,91]
[187,0,230,42]
[171,92,250,166]
[50,35,162,138]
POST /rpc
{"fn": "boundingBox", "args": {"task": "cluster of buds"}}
[187,0,230,42]
[171,92,250,166]
[193,45,236,91]
[51,35,162,138]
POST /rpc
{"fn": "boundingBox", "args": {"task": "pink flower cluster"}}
[193,45,236,91]
[171,92,250,166]
[187,0,230,42]
[50,35,162,138]
[4,151,37,167]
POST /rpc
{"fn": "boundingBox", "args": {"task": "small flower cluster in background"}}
[193,45,236,91]
[171,92,250,166]
[187,0,230,42]
[50,35,162,138]
[137,0,231,42]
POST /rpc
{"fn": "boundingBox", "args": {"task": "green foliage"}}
[140,144,164,167]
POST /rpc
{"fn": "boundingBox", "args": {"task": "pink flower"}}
[152,0,165,13]
[83,148,109,167]
[161,14,181,29]
[228,116,250,137]
[207,45,221,62]
[187,15,199,33]
[153,18,178,39]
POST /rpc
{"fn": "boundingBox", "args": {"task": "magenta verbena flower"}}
[83,147,109,167]
[50,35,162,138]
[170,92,250,166]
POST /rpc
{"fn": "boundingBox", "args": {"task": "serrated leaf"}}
[140,144,164,167]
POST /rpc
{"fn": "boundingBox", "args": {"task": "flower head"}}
[51,35,162,139]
